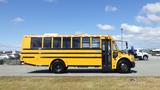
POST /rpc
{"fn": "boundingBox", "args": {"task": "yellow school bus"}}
[20,34,135,73]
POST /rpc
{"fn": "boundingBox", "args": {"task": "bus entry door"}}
[102,39,112,71]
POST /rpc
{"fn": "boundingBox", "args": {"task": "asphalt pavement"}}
[0,55,160,76]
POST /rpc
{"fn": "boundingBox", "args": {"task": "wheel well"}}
[117,58,132,68]
[50,59,66,68]
[143,55,148,58]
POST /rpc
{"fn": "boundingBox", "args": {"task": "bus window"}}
[63,37,71,48]
[44,37,52,48]
[102,41,105,51]
[53,37,61,48]
[72,37,80,48]
[92,37,100,48]
[31,37,42,49]
[82,37,90,48]
[112,41,118,51]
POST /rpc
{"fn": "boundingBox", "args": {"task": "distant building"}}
[152,49,160,56]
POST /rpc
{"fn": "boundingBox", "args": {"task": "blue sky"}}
[0,0,160,50]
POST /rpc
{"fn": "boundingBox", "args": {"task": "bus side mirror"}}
[126,42,128,49]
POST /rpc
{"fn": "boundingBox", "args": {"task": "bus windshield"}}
[112,41,119,51]
[114,40,128,51]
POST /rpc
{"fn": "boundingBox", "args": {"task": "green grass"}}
[0,76,160,90]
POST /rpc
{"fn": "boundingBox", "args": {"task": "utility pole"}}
[121,28,123,50]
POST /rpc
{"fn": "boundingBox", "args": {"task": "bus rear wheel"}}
[118,61,131,73]
[50,60,66,73]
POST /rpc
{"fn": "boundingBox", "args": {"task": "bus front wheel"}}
[50,60,66,73]
[117,60,131,73]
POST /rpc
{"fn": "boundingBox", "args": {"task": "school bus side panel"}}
[36,50,102,66]
[21,37,31,49]
[21,37,38,65]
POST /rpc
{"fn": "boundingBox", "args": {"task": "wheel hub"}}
[121,63,128,71]
[144,56,148,60]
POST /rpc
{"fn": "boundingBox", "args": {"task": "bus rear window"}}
[31,37,42,49]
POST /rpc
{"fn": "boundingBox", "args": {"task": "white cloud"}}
[11,17,24,24]
[147,14,160,22]
[105,5,118,12]
[136,15,150,24]
[0,0,7,3]
[97,24,114,31]
[43,0,56,3]
[121,24,141,34]
[136,2,160,25]
[142,2,160,14]
[117,2,160,48]
[121,23,160,34]
[119,23,160,48]
[136,14,160,24]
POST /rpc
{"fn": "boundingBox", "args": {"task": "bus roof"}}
[24,34,113,38]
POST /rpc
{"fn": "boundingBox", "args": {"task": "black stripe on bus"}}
[21,52,102,54]
[23,48,101,50]
[22,56,35,58]
[40,56,101,58]
[68,65,101,67]
[21,52,39,54]
[41,52,102,54]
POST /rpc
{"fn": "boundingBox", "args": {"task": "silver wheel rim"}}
[144,56,148,60]
[120,63,128,72]
[56,64,62,72]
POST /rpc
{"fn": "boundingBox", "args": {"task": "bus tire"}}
[50,60,66,73]
[117,60,131,73]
